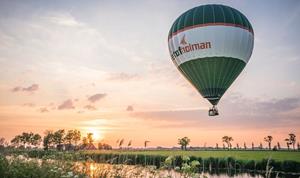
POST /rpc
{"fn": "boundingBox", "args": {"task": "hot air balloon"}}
[168,4,254,116]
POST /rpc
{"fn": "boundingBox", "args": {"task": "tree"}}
[264,136,273,150]
[252,142,254,150]
[285,138,290,150]
[28,132,34,146]
[30,134,42,147]
[43,130,54,150]
[73,129,81,146]
[64,129,81,145]
[53,129,65,150]
[277,142,281,150]
[216,143,218,149]
[20,132,31,147]
[236,143,239,149]
[82,137,88,145]
[259,142,263,150]
[284,133,296,151]
[65,130,74,145]
[87,133,94,144]
[144,140,150,149]
[11,135,22,147]
[0,137,5,148]
[0,137,5,145]
[178,137,190,150]
[288,133,296,150]
[64,130,76,150]
[222,136,233,149]
[80,133,97,150]
[12,132,42,148]
[244,142,247,150]
[10,132,34,148]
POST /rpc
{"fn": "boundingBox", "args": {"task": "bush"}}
[281,160,300,173]
[0,154,9,177]
[244,160,256,170]
[0,154,85,178]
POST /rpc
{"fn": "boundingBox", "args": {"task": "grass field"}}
[83,150,300,162]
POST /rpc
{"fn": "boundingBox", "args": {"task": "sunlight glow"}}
[83,127,104,141]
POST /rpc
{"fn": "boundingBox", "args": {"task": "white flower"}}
[67,171,73,176]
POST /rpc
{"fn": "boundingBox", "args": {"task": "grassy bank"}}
[83,150,300,162]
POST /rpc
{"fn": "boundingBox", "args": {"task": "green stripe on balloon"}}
[168,4,253,38]
[178,57,246,105]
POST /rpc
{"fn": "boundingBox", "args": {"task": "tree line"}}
[177,133,299,151]
[4,129,112,151]
[0,131,298,151]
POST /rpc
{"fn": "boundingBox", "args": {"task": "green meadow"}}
[83,150,300,162]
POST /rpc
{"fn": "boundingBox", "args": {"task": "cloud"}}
[256,98,300,112]
[88,93,106,103]
[22,84,39,92]
[107,72,139,81]
[11,84,39,93]
[84,104,97,111]
[131,95,300,129]
[38,107,49,113]
[23,103,35,107]
[48,102,55,106]
[12,86,22,92]
[126,105,134,111]
[58,99,75,110]
[223,94,300,114]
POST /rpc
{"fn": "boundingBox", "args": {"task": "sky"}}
[0,0,300,148]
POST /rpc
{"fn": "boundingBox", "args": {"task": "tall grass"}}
[2,149,300,175]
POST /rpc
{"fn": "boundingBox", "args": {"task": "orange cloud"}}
[38,107,49,113]
[84,104,97,111]
[126,105,134,111]
[58,99,75,110]
[23,103,35,107]
[11,84,39,93]
[88,93,106,103]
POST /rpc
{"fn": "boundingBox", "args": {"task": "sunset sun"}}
[85,127,104,141]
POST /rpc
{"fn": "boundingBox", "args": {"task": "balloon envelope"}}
[168,4,254,105]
